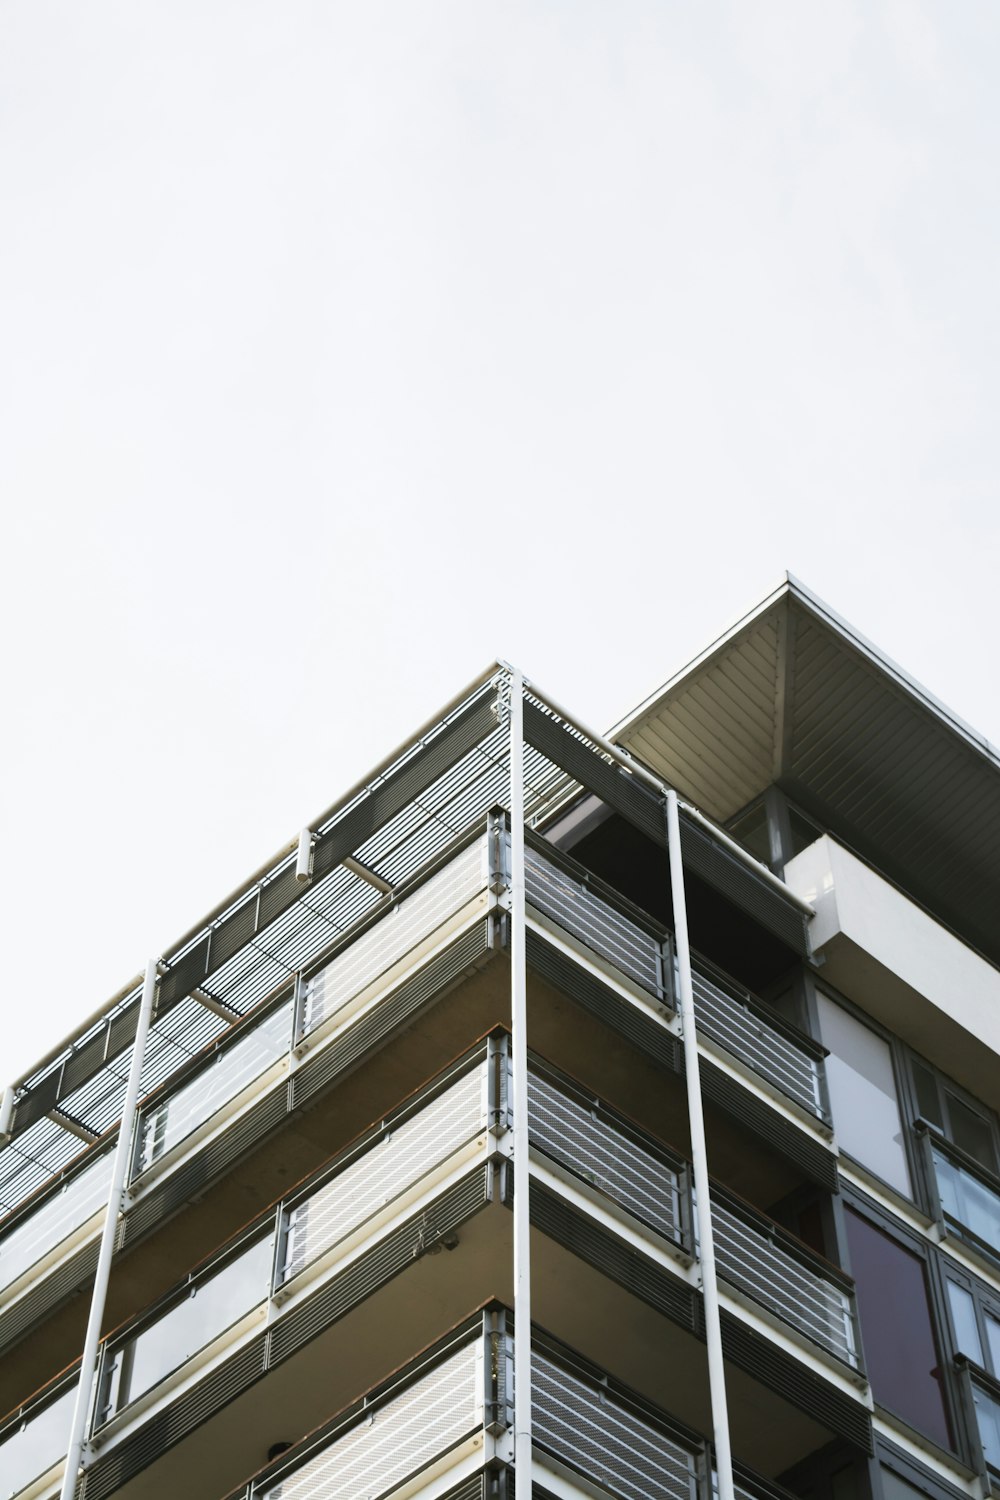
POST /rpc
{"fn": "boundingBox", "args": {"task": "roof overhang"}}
[612,575,1000,968]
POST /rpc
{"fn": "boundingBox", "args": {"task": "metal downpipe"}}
[59,958,159,1500]
[509,668,533,1481]
[667,790,735,1500]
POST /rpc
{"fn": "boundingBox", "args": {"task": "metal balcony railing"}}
[525,1053,856,1371]
[276,1058,489,1287]
[690,963,827,1122]
[533,1345,698,1500]
[526,1061,686,1250]
[524,839,667,1002]
[130,828,492,1188]
[0,1146,113,1296]
[523,836,826,1124]
[256,1338,485,1500]
[709,1185,858,1369]
[95,1050,494,1436]
[134,1001,293,1178]
[299,833,489,1038]
[0,1375,77,1500]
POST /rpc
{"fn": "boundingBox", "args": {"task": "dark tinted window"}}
[845,1208,951,1450]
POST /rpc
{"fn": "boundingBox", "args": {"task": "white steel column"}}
[60,958,159,1500]
[666,790,735,1500]
[509,668,532,1479]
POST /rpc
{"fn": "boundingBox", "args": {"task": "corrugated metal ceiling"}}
[615,581,1000,969]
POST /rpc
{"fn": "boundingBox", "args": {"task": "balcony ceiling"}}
[612,575,1000,969]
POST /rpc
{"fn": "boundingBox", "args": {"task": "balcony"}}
[2,1033,865,1500]
[524,835,829,1132]
[525,1055,858,1377]
[1,817,830,1389]
[222,1308,805,1500]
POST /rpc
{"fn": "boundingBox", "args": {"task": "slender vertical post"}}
[666,791,735,1500]
[509,669,532,1482]
[60,958,159,1500]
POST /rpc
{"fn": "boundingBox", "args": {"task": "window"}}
[844,1206,952,1450]
[815,993,911,1196]
[911,1059,999,1175]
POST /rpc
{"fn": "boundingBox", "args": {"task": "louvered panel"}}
[524,930,678,1072]
[529,1183,698,1332]
[260,1342,482,1500]
[527,1069,681,1246]
[714,1309,872,1454]
[281,1063,487,1282]
[693,1058,837,1191]
[533,1349,695,1500]
[303,837,487,1036]
[0,1237,99,1355]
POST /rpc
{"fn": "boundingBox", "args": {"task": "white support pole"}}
[60,958,159,1500]
[666,791,735,1500]
[509,668,532,1479]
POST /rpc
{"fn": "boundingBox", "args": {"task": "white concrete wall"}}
[785,836,1000,1109]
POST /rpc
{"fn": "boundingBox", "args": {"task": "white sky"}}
[2,2,999,1088]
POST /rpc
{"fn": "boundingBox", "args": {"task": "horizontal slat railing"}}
[278,1060,489,1285]
[690,964,826,1121]
[710,1186,857,1369]
[524,843,665,1002]
[533,1346,697,1500]
[256,1338,484,1500]
[527,1064,685,1250]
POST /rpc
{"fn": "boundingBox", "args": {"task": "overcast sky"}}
[2,2,999,1087]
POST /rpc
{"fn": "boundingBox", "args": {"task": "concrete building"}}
[3,576,1000,1500]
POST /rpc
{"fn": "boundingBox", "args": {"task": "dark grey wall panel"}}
[528,1181,697,1333]
[525,929,678,1072]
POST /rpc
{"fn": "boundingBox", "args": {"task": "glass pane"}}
[108,1234,273,1417]
[948,1094,997,1174]
[0,1381,76,1496]
[844,1209,951,1450]
[0,1148,114,1291]
[933,1148,1000,1248]
[727,803,771,865]
[972,1378,1000,1472]
[816,995,911,1196]
[911,1061,942,1131]
[985,1313,1000,1377]
[946,1280,983,1362]
[135,1002,292,1174]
